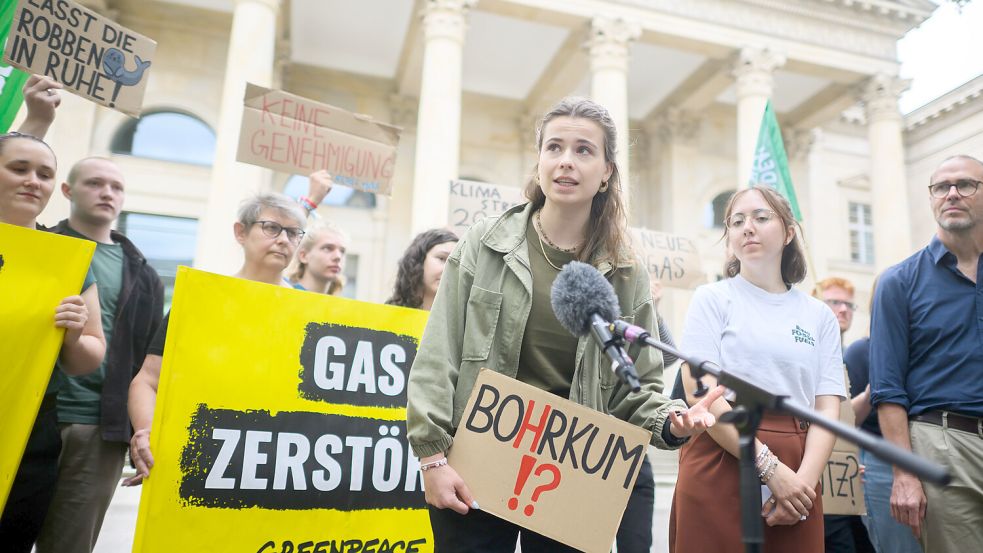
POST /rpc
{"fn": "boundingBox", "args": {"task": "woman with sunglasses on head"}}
[669,185,845,553]
[0,130,106,551]
[386,228,459,311]
[125,193,308,486]
[406,97,723,552]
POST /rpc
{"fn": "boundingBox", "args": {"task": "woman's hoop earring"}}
[599,180,609,193]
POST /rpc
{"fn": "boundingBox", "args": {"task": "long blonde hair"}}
[286,221,346,291]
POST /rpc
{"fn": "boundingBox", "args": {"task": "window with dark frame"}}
[117,212,199,310]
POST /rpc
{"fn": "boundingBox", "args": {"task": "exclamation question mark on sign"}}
[508,454,536,513]
[507,454,562,516]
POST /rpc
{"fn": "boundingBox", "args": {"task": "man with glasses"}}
[815,278,857,339]
[813,278,875,553]
[871,155,983,552]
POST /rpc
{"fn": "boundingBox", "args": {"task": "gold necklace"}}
[535,211,580,252]
[534,211,578,271]
[537,231,564,271]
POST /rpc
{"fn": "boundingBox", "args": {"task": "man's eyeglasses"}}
[927,179,981,199]
[824,299,857,312]
[253,220,305,243]
[726,209,777,230]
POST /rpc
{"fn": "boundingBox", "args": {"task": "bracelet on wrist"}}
[299,195,318,212]
[420,458,448,472]
[754,444,771,470]
[759,454,779,483]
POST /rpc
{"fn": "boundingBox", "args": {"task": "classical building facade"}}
[21,1,983,547]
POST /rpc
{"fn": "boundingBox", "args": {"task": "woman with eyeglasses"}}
[125,193,308,486]
[669,185,845,553]
[0,131,106,550]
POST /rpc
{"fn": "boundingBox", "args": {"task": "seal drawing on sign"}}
[102,48,152,86]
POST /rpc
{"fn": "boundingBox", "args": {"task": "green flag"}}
[0,2,28,133]
[749,101,802,221]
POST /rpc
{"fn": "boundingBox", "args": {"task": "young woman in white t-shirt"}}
[669,185,844,553]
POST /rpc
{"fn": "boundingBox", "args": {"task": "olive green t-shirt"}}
[56,227,124,423]
[515,220,579,398]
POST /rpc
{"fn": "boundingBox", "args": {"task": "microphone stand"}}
[611,322,951,553]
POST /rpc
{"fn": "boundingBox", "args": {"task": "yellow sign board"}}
[133,268,433,552]
[0,222,94,508]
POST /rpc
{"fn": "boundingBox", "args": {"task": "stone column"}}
[862,73,912,269]
[34,94,98,226]
[517,110,540,185]
[783,126,822,287]
[409,0,476,236]
[194,0,279,273]
[733,47,785,186]
[647,108,700,230]
[587,17,640,211]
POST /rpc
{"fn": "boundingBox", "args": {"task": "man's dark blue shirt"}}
[870,235,983,417]
[843,338,880,435]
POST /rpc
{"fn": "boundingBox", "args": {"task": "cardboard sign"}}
[447,179,524,236]
[818,369,866,515]
[132,268,432,553]
[449,369,650,553]
[0,223,94,508]
[444,181,706,293]
[236,84,401,195]
[629,228,706,290]
[3,0,156,117]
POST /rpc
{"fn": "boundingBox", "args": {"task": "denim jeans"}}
[859,448,923,553]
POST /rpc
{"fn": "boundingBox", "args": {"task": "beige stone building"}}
[20,1,983,548]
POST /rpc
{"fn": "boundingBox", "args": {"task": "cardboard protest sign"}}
[818,369,866,515]
[0,222,94,508]
[629,227,706,290]
[447,179,524,236]
[133,268,432,553]
[3,0,156,117]
[236,84,401,195]
[449,369,651,553]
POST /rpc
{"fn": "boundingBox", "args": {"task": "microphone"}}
[610,319,651,344]
[551,261,642,392]
[610,319,713,398]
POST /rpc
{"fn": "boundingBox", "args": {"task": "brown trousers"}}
[669,411,824,553]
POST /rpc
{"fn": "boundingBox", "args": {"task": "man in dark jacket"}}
[36,157,164,553]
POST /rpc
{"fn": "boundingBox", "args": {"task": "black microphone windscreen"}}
[550,261,621,337]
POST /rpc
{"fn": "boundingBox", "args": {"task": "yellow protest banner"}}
[133,267,433,553]
[0,222,94,508]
